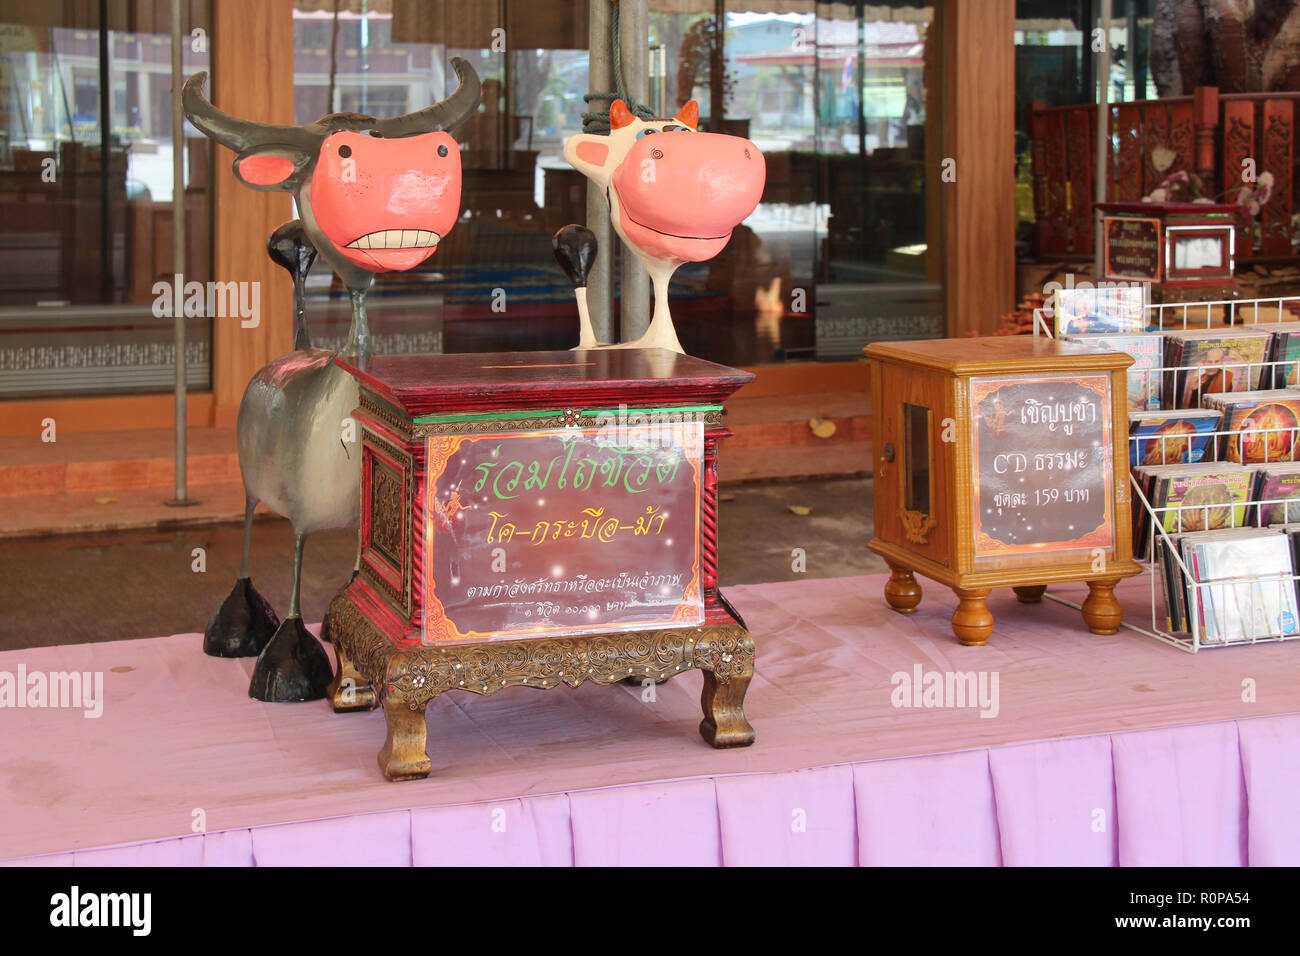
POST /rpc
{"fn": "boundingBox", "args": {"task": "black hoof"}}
[249,616,334,702]
[204,577,280,658]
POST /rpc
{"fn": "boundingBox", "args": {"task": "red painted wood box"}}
[324,348,759,779]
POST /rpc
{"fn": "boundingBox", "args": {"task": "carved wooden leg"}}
[1082,577,1123,635]
[699,672,755,748]
[1013,585,1047,604]
[328,637,377,713]
[378,695,431,781]
[884,562,923,613]
[951,588,994,645]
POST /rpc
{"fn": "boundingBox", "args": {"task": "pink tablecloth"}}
[2,575,1298,866]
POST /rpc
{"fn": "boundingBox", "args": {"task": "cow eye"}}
[338,144,352,158]
[635,128,657,139]
[368,129,383,137]
[663,124,690,133]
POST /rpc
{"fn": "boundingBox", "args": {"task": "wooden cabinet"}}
[866,336,1142,644]
[326,348,759,779]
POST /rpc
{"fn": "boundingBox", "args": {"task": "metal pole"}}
[167,0,193,506]
[1094,0,1113,277]
[586,0,615,343]
[98,0,111,302]
[618,0,650,342]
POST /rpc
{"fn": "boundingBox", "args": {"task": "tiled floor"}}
[0,477,883,649]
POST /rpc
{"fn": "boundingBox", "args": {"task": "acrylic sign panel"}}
[970,373,1115,558]
[1054,285,1146,336]
[423,422,703,643]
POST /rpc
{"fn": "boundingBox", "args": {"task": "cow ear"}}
[232,146,309,191]
[610,99,635,131]
[675,100,699,130]
[563,133,612,186]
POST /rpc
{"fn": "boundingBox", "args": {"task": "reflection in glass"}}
[287,1,937,366]
[0,3,212,397]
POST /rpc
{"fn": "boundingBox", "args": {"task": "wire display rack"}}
[1131,471,1300,653]
[1024,291,1300,652]
[1032,292,1300,338]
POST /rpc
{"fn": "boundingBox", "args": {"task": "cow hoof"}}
[249,616,334,702]
[204,577,280,658]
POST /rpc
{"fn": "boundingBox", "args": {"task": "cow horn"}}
[372,56,482,138]
[182,71,319,153]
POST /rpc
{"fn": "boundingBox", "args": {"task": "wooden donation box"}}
[865,337,1142,645]
[327,349,756,780]
[1097,201,1238,303]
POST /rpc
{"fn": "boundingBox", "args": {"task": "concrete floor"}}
[0,477,885,650]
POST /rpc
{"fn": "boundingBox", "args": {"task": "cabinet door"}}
[876,363,949,566]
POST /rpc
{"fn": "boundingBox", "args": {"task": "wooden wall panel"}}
[936,0,1015,336]
[1115,104,1143,202]
[1222,99,1255,255]
[1261,99,1295,256]
[1143,103,1169,195]
[1066,107,1094,255]
[1167,100,1195,181]
[210,0,294,426]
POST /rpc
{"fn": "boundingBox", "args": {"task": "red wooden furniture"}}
[1096,200,1240,302]
[1029,88,1297,260]
[325,348,757,779]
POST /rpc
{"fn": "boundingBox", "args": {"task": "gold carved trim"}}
[356,391,724,438]
[329,596,754,711]
[897,507,938,544]
[415,409,725,437]
[358,392,413,441]
[361,433,415,617]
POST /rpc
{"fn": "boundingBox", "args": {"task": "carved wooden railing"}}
[1028,88,1299,260]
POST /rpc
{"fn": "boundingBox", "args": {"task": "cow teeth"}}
[348,229,440,250]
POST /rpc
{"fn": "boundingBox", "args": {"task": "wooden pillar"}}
[210,0,294,427]
[932,0,1015,337]
[1193,86,1219,196]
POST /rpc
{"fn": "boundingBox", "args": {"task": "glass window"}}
[0,2,213,399]
[288,0,938,366]
[1015,1,1158,236]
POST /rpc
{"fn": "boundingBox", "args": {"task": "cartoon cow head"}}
[183,57,481,285]
[563,99,766,268]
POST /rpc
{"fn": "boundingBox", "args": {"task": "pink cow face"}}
[235,129,463,274]
[182,58,481,278]
[564,100,766,265]
[308,130,462,272]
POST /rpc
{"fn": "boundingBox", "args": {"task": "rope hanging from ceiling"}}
[582,0,657,134]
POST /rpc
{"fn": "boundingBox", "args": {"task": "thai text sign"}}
[1104,216,1161,281]
[970,374,1114,558]
[423,422,703,643]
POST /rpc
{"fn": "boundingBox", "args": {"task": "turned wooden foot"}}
[884,564,923,613]
[378,695,431,781]
[1013,585,1047,604]
[1082,577,1123,635]
[699,672,754,748]
[952,588,994,645]
[328,639,377,713]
